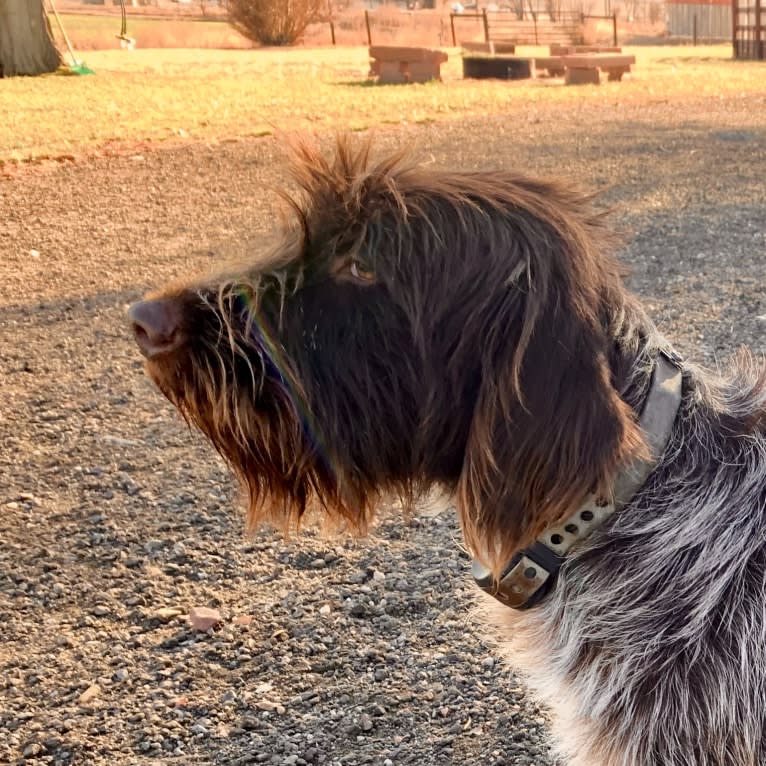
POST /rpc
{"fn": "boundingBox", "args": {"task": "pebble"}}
[189,606,223,631]
[78,684,101,704]
[360,714,373,732]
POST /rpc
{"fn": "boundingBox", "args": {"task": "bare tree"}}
[0,0,61,77]
[228,0,325,45]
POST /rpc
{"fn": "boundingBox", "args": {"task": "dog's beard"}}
[143,324,385,536]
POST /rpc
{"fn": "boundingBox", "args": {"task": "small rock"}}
[372,570,386,582]
[255,700,285,714]
[374,668,387,681]
[318,604,331,616]
[152,607,184,622]
[234,614,253,626]
[360,714,373,732]
[78,684,101,704]
[482,657,495,669]
[189,606,223,632]
[23,742,41,757]
[101,435,140,448]
[92,605,110,617]
[113,669,129,683]
[29,249,40,259]
[190,723,208,736]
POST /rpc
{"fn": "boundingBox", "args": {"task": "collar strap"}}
[472,349,684,610]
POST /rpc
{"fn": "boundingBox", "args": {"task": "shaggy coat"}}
[129,138,766,766]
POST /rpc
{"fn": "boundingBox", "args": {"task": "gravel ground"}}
[1,96,765,766]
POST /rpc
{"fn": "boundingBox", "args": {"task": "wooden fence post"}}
[450,13,457,45]
[612,12,618,45]
[365,9,372,46]
[482,8,489,42]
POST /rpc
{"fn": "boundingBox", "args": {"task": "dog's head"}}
[129,137,645,576]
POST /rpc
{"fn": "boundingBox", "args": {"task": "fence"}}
[308,8,453,47]
[449,10,617,46]
[666,2,732,41]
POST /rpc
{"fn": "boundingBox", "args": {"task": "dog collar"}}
[472,349,684,610]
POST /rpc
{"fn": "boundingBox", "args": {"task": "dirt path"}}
[1,99,765,766]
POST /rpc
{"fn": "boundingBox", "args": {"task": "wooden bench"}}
[534,53,634,82]
[368,46,448,84]
[561,53,635,84]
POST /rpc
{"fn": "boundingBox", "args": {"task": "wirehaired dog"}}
[129,137,766,766]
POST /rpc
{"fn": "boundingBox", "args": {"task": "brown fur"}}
[134,136,649,579]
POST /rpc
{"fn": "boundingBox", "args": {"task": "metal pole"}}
[693,13,697,44]
[330,20,336,45]
[483,8,490,42]
[365,10,372,46]
[612,12,617,45]
[756,0,763,58]
[450,12,456,45]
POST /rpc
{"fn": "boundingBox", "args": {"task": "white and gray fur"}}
[481,321,766,766]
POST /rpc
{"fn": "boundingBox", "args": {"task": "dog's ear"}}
[456,219,646,578]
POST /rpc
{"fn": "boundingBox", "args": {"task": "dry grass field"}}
[1,40,765,766]
[48,12,252,50]
[1,44,764,168]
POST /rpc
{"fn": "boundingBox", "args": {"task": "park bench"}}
[561,53,635,83]
[534,52,634,82]
[368,46,448,84]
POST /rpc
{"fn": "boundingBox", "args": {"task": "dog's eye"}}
[348,260,375,284]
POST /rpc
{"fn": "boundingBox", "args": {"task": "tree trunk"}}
[0,0,61,77]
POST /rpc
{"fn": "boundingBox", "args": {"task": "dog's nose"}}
[128,298,183,358]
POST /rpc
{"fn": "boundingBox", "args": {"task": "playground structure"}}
[733,0,764,59]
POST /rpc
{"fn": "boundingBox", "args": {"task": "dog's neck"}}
[472,347,684,610]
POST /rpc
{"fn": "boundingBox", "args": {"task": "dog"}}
[129,137,766,766]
